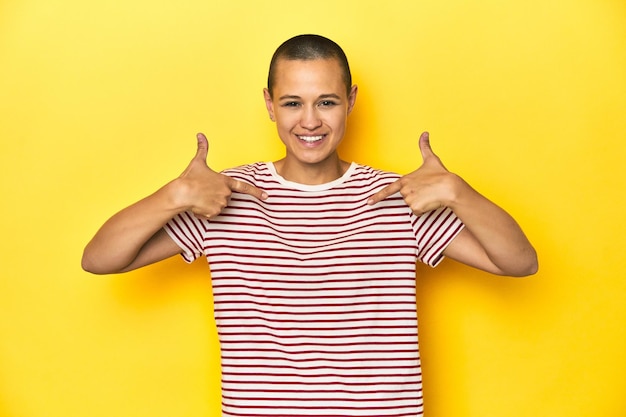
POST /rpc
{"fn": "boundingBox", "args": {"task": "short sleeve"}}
[163,211,207,263]
[412,206,464,267]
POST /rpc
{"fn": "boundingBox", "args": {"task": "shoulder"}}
[221,162,275,187]
[347,163,401,191]
[351,163,401,179]
[221,162,267,176]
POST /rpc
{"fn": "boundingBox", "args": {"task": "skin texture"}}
[82,56,537,277]
[263,58,357,185]
[81,133,267,274]
[369,131,538,276]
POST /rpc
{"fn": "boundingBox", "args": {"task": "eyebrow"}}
[278,93,342,101]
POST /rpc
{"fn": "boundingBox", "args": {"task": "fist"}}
[177,133,268,219]
[368,132,459,215]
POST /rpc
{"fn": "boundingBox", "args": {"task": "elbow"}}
[528,255,539,276]
[523,247,539,276]
[508,248,539,277]
[81,248,119,275]
[512,262,538,278]
[81,241,101,274]
[81,251,104,275]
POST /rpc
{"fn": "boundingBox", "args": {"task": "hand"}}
[176,133,268,219]
[368,132,460,215]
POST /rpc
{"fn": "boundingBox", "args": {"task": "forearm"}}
[367,132,537,276]
[448,176,538,276]
[82,180,185,274]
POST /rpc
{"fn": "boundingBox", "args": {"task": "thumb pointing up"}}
[418,131,447,170]
[195,132,209,162]
[419,131,434,160]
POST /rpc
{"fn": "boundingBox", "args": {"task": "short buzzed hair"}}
[267,34,352,98]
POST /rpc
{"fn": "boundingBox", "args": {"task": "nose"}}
[300,106,322,130]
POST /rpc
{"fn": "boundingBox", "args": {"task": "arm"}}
[436,179,538,277]
[82,133,268,275]
[81,183,186,275]
[368,132,537,277]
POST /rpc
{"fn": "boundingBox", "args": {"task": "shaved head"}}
[267,34,352,98]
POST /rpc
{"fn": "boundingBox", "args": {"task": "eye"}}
[318,100,337,107]
[281,101,301,108]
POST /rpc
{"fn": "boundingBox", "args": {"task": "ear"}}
[263,88,275,121]
[347,84,358,115]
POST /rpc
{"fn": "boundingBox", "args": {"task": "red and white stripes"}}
[165,162,463,416]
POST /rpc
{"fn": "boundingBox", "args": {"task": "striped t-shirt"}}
[164,162,464,417]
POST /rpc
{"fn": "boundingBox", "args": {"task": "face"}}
[263,58,358,181]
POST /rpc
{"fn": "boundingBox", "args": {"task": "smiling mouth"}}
[298,135,324,143]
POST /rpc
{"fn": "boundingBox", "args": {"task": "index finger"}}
[367,180,402,206]
[227,177,269,200]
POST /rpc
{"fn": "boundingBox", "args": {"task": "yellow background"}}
[1,0,625,416]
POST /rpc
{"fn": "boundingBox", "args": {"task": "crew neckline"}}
[266,161,357,191]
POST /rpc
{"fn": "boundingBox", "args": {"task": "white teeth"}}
[298,135,323,143]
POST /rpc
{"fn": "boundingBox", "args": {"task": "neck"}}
[273,157,350,185]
